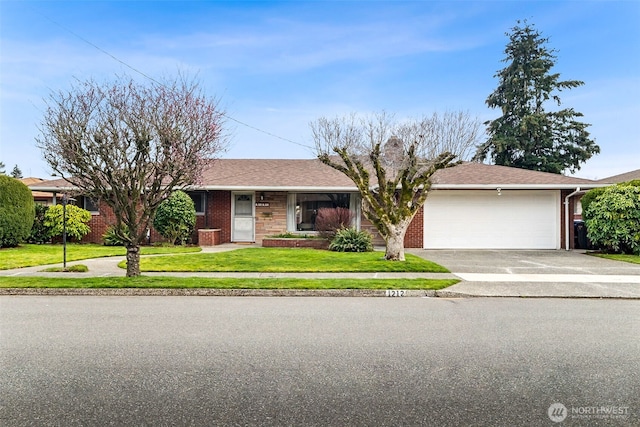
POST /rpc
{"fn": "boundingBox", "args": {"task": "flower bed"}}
[262,237,329,249]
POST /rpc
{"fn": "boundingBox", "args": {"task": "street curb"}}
[432,290,640,299]
[0,288,438,297]
[2,288,639,299]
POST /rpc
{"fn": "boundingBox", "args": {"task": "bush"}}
[582,179,640,220]
[42,264,89,273]
[268,232,318,239]
[315,207,354,239]
[585,185,640,255]
[102,224,128,246]
[153,190,196,245]
[329,228,373,252]
[27,204,51,244]
[0,175,35,247]
[44,204,92,241]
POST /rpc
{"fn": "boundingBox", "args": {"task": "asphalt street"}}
[1,296,638,426]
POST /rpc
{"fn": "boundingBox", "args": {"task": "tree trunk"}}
[384,223,408,261]
[125,244,141,277]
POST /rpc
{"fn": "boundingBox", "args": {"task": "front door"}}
[232,193,254,242]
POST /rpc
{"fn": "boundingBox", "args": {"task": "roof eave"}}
[430,183,608,190]
[191,185,359,192]
[28,186,79,192]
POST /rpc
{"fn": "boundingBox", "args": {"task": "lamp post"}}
[62,194,76,270]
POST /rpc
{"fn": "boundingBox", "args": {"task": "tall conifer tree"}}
[475,21,599,174]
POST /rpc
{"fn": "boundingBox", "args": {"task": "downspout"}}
[564,187,582,251]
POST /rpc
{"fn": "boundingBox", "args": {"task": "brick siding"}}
[78,190,424,249]
[359,206,424,249]
[404,206,424,248]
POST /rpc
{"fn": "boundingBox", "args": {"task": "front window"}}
[287,193,357,232]
[83,197,99,213]
[188,192,206,215]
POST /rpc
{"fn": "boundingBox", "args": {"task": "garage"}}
[423,190,560,249]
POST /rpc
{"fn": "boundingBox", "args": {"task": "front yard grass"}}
[0,246,457,291]
[590,253,640,265]
[128,248,450,273]
[0,244,201,270]
[0,277,458,290]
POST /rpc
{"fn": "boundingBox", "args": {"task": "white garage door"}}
[423,190,560,249]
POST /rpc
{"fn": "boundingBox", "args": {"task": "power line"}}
[33,7,315,152]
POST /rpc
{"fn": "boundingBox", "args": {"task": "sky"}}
[0,0,638,181]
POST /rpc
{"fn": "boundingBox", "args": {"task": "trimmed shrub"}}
[153,190,196,245]
[27,204,51,244]
[102,224,128,246]
[315,207,354,239]
[44,204,92,241]
[582,179,640,220]
[585,185,640,255]
[329,227,373,252]
[0,175,35,247]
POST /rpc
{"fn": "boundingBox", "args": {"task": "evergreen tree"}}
[0,161,5,174]
[475,21,599,174]
[10,165,23,179]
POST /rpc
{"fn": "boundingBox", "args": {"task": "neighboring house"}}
[597,169,640,184]
[28,159,605,250]
[20,177,60,205]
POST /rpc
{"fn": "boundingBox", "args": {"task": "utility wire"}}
[34,7,315,152]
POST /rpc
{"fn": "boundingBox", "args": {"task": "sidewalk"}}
[2,245,640,299]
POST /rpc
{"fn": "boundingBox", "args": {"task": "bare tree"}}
[311,111,481,261]
[37,75,227,276]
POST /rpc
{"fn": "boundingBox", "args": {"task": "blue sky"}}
[1,1,638,180]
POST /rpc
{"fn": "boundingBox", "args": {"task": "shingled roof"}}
[197,159,355,190]
[597,169,640,184]
[28,158,602,192]
[429,162,600,189]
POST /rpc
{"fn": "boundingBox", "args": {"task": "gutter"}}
[31,183,608,192]
[564,187,586,251]
[430,183,607,190]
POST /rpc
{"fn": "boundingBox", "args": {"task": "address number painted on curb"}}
[385,290,406,297]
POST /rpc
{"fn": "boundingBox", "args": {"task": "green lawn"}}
[0,245,456,290]
[590,253,640,265]
[0,244,201,270]
[128,248,449,273]
[0,276,458,290]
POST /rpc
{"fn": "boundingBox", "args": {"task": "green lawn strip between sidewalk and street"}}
[126,248,449,273]
[0,244,201,270]
[0,277,459,290]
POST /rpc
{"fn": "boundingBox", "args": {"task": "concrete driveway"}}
[412,249,640,275]
[408,249,640,298]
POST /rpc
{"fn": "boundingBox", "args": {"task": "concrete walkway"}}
[2,245,640,298]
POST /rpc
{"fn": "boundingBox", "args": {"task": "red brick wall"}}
[404,206,424,248]
[80,192,234,246]
[358,207,424,249]
[198,229,221,246]
[79,191,425,249]
[205,190,232,244]
[560,189,576,250]
[81,200,115,244]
